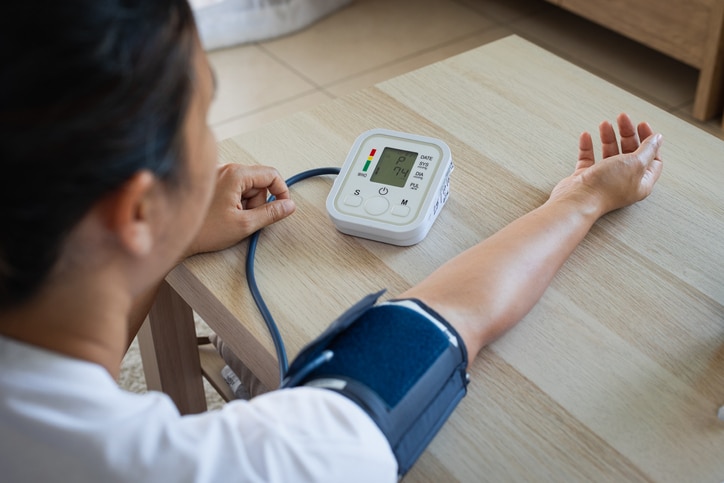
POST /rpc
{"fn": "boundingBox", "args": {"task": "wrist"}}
[548,174,609,221]
[544,187,605,225]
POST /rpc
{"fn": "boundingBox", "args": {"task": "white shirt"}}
[0,335,397,482]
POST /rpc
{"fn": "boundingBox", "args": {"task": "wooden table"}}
[140,36,724,482]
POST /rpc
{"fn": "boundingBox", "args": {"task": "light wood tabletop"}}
[140,36,724,482]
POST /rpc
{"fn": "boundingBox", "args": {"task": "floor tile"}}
[260,0,496,87]
[325,26,513,98]
[206,44,317,125]
[211,90,334,141]
[510,7,699,110]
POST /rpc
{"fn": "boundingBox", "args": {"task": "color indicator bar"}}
[363,148,376,172]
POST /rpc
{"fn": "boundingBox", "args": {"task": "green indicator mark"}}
[363,160,371,172]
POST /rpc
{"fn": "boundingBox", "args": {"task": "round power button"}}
[364,196,389,215]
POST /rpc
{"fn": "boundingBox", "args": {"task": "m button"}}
[391,205,410,217]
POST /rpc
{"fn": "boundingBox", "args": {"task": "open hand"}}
[550,113,663,216]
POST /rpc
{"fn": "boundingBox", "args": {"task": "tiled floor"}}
[206,0,724,142]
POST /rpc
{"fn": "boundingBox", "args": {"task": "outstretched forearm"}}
[401,114,663,366]
[400,196,600,363]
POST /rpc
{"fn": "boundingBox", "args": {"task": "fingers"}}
[637,122,655,152]
[576,131,595,170]
[242,198,296,234]
[616,113,640,154]
[597,114,654,160]
[235,164,296,231]
[575,115,660,180]
[634,133,662,164]
[635,133,664,174]
[241,165,291,210]
[189,163,298,255]
[642,153,664,191]
[599,120,620,159]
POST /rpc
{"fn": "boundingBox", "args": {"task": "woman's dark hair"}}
[0,1,197,309]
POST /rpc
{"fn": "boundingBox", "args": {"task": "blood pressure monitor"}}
[326,129,453,245]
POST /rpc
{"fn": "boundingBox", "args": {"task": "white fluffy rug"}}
[191,0,353,50]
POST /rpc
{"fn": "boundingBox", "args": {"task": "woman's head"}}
[0,1,214,309]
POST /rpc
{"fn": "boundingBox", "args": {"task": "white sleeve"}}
[159,387,398,482]
[0,336,397,483]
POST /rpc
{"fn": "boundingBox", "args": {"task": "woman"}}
[0,1,662,481]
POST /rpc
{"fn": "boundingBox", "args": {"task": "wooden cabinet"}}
[546,0,724,123]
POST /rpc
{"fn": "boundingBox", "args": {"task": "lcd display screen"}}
[370,147,418,188]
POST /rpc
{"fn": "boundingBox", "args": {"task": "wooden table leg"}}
[138,279,207,414]
[693,0,724,122]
